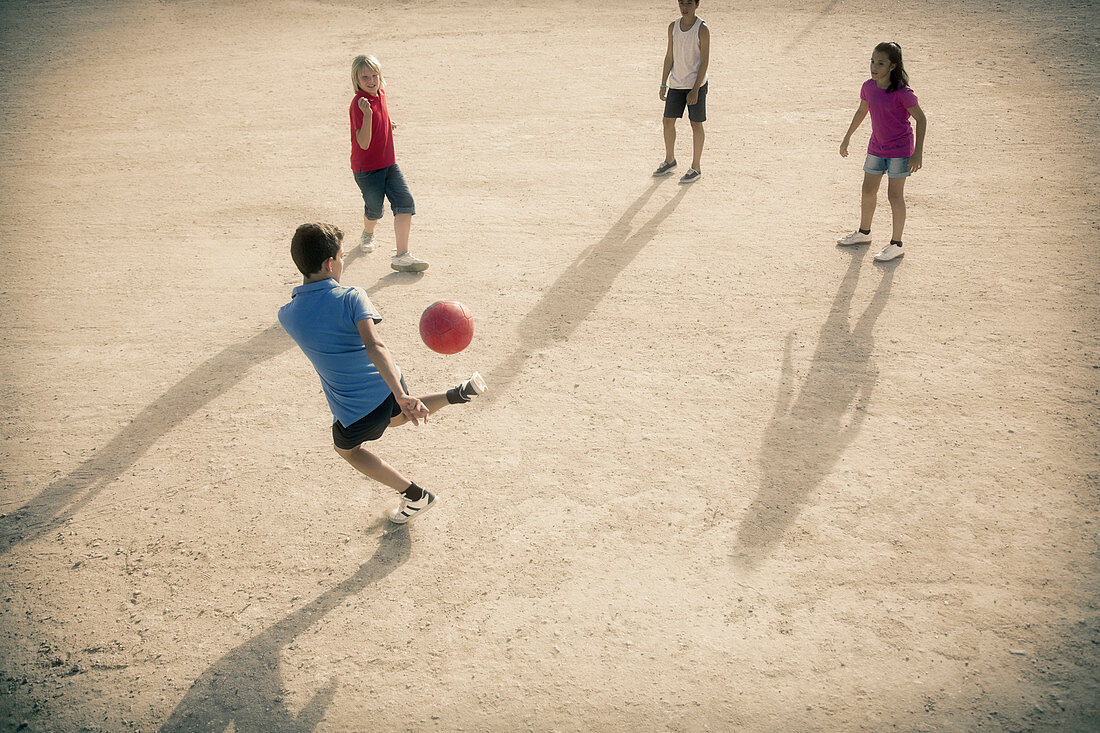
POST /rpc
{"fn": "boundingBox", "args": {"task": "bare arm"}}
[687,22,710,105]
[356,317,429,425]
[660,21,674,100]
[840,99,869,157]
[354,97,373,150]
[907,103,926,172]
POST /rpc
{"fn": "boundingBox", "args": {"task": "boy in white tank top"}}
[654,0,710,184]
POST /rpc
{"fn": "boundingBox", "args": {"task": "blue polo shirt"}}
[278,279,391,426]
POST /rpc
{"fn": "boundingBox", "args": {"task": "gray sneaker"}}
[359,232,375,254]
[652,159,677,177]
[678,168,702,184]
[391,252,429,272]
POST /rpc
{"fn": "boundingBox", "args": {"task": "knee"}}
[887,190,906,206]
[334,444,355,460]
[663,117,676,129]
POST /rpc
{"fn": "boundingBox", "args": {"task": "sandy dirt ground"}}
[1,0,1098,730]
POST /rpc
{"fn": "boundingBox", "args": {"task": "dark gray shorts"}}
[332,375,408,449]
[663,81,708,122]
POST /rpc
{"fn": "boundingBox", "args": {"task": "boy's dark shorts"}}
[353,163,416,221]
[663,81,708,122]
[332,376,408,449]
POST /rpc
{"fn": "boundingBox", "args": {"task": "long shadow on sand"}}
[5,183,685,552]
[734,247,897,568]
[0,249,418,556]
[156,185,687,728]
[486,180,687,396]
[159,526,411,732]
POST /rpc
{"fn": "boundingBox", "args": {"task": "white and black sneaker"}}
[389,489,437,525]
[453,372,487,403]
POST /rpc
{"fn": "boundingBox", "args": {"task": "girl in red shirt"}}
[350,55,428,272]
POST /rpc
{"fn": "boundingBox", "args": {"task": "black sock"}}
[403,482,424,502]
[447,379,479,404]
[890,240,903,246]
[859,228,871,234]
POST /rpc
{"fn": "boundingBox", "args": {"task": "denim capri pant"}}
[353,164,416,220]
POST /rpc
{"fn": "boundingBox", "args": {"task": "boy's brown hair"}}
[291,222,343,276]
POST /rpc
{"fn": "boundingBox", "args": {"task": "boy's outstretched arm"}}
[356,317,429,425]
[839,99,868,157]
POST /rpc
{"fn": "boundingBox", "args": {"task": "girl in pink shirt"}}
[837,42,927,262]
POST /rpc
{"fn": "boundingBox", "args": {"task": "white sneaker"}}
[874,243,905,261]
[837,230,872,246]
[359,232,375,254]
[390,252,429,272]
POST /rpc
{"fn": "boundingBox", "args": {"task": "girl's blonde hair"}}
[351,55,384,92]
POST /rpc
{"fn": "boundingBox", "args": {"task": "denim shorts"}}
[663,81,708,122]
[864,154,911,178]
[353,164,416,220]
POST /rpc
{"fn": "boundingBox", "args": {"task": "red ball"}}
[419,300,474,354]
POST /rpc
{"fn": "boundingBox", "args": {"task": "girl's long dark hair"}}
[874,41,909,92]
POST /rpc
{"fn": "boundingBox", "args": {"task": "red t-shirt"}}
[350,88,396,172]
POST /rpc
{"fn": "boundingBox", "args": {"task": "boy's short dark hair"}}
[291,222,344,276]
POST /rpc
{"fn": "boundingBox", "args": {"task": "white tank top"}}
[668,17,706,90]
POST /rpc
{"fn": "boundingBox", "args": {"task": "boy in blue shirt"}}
[278,222,486,524]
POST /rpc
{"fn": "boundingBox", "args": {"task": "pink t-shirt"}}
[860,78,919,158]
[350,88,396,172]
